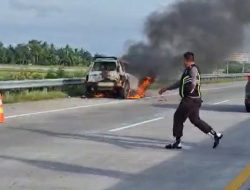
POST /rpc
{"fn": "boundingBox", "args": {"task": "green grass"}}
[3,91,67,104]
[0,64,88,72]
[0,64,88,81]
[0,68,87,81]
[63,85,85,97]
[0,70,46,80]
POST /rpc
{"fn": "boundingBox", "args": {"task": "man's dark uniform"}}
[165,63,222,149]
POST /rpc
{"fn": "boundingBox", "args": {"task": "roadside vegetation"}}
[3,90,67,104]
[225,61,250,73]
[0,67,87,81]
[2,84,85,104]
[0,40,92,66]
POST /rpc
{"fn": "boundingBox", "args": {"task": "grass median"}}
[0,67,87,81]
[3,91,67,104]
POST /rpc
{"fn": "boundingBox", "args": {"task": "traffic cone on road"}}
[0,95,5,123]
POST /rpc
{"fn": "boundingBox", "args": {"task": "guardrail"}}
[0,78,86,90]
[202,73,248,78]
[0,74,248,91]
[201,73,248,81]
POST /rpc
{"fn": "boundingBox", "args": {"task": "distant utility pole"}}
[242,62,245,73]
[226,62,229,75]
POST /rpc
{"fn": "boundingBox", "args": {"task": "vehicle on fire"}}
[245,75,250,112]
[85,56,130,99]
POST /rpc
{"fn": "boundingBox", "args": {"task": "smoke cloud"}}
[123,0,250,81]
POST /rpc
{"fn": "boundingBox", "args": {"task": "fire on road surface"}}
[128,77,154,99]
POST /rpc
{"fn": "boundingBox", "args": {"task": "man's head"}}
[183,52,195,68]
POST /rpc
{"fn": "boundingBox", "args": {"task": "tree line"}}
[0,40,93,66]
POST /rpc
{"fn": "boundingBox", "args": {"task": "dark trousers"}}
[173,97,213,139]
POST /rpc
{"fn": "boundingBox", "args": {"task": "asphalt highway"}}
[0,81,249,190]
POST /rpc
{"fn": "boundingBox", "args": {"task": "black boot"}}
[209,130,223,149]
[213,133,223,149]
[165,138,182,149]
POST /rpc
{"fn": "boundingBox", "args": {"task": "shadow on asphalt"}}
[152,103,246,113]
[0,128,188,182]
[9,127,177,149]
[0,155,131,179]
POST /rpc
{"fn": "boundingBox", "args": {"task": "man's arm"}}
[159,81,180,95]
[167,81,181,90]
[189,66,198,93]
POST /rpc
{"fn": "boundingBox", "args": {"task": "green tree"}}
[0,40,93,66]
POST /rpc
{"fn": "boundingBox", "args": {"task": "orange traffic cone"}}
[0,95,5,123]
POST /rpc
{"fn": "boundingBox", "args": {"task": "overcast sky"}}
[0,0,173,55]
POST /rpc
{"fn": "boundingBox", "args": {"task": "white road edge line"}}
[5,101,129,119]
[213,100,230,105]
[109,117,164,132]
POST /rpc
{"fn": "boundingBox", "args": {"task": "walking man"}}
[159,52,223,149]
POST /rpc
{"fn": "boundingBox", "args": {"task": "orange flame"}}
[94,93,105,98]
[128,77,154,99]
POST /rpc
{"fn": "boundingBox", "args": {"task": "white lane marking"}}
[213,100,230,105]
[109,117,164,132]
[5,101,132,119]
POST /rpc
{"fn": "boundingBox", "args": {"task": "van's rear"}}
[85,57,130,98]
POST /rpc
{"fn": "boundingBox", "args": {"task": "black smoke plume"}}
[123,0,250,81]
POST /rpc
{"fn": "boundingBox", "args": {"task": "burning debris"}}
[94,93,105,98]
[128,77,155,99]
